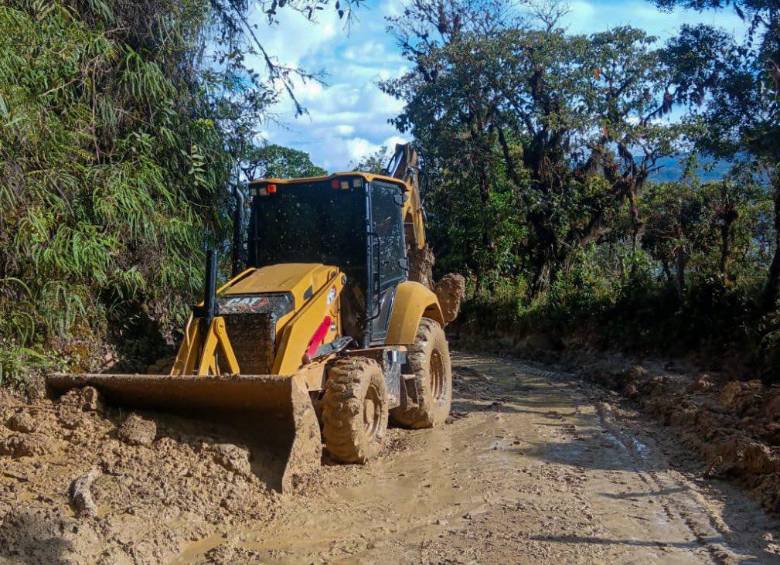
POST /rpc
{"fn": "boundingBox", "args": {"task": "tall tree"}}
[241,144,326,180]
[382,0,691,294]
[654,0,779,309]
[0,0,358,376]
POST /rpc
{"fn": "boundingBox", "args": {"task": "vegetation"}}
[0,0,348,382]
[0,0,776,382]
[240,144,326,180]
[381,0,778,375]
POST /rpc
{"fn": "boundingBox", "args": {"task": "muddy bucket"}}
[46,373,322,492]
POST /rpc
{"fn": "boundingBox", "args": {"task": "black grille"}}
[224,313,275,374]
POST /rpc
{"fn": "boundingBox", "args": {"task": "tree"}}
[654,0,779,310]
[382,0,692,295]
[0,0,359,376]
[241,144,326,180]
[351,147,389,174]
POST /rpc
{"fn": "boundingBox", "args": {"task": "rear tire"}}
[390,318,452,429]
[322,357,389,463]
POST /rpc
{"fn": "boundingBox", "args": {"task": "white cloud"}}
[561,0,747,40]
[380,0,404,19]
[346,137,381,161]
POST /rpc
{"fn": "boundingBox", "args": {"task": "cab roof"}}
[248,172,409,191]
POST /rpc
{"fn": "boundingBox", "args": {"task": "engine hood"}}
[223,263,339,305]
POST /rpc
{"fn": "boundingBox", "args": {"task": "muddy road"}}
[2,352,779,563]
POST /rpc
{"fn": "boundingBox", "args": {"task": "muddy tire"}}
[322,357,389,463]
[390,318,452,429]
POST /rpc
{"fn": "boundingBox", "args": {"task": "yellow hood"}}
[223,263,339,304]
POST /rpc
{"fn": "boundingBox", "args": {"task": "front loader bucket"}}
[46,373,322,492]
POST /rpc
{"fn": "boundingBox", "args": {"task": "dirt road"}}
[2,352,779,563]
[179,353,779,563]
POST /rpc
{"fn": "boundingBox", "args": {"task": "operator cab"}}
[246,174,408,347]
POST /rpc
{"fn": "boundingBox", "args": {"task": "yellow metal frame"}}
[273,271,344,374]
[170,316,241,376]
[170,264,345,378]
[385,281,444,345]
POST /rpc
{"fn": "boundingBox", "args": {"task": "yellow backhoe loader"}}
[47,144,460,491]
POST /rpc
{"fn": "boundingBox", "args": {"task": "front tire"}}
[322,357,389,463]
[390,318,452,428]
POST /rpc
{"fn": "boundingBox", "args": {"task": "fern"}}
[0,0,234,379]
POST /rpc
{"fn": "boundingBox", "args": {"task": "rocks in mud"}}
[764,390,780,421]
[0,506,104,563]
[407,243,435,288]
[59,386,103,413]
[719,380,763,415]
[576,353,780,515]
[117,414,156,446]
[70,469,100,518]
[208,443,252,477]
[6,410,37,433]
[687,374,714,393]
[204,542,262,563]
[0,433,51,458]
[57,405,84,430]
[708,436,779,476]
[53,387,103,430]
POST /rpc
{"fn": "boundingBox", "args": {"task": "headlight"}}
[217,293,294,319]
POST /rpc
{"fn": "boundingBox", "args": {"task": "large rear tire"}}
[390,317,452,429]
[322,357,389,463]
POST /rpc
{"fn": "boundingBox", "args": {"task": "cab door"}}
[368,181,407,343]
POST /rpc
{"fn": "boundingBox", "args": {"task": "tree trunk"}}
[661,259,672,283]
[719,215,735,285]
[675,251,687,300]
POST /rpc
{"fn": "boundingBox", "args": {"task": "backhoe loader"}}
[47,144,460,491]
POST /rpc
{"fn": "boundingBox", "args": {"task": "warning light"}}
[331,179,340,189]
[258,187,268,196]
[340,180,349,190]
[267,183,277,194]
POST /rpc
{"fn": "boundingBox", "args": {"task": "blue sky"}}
[249,0,746,172]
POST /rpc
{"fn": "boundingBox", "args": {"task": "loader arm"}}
[170,266,257,377]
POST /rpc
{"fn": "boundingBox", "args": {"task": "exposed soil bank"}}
[1,353,779,563]
[554,348,780,516]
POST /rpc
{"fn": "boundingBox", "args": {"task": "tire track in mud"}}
[2,353,776,563]
[179,353,778,564]
[594,400,738,563]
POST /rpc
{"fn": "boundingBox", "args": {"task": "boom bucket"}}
[46,373,322,492]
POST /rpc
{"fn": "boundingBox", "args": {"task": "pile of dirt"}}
[0,386,281,563]
[572,354,780,514]
[434,273,466,325]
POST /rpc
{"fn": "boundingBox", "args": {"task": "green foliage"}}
[240,143,327,180]
[350,146,389,174]
[0,1,230,378]
[383,2,692,295]
[0,0,351,381]
[384,0,779,375]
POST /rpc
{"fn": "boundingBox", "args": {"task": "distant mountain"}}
[649,155,733,182]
